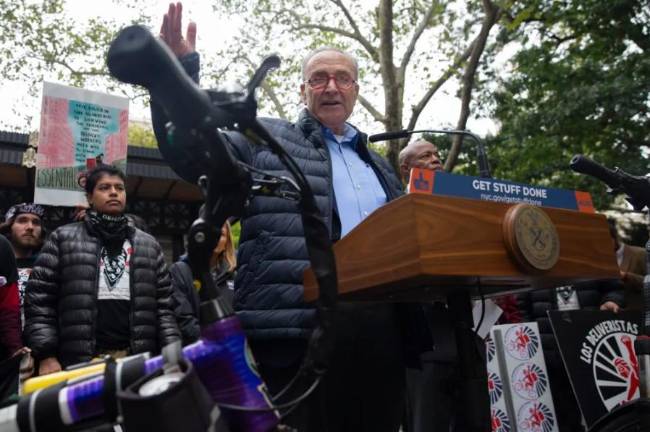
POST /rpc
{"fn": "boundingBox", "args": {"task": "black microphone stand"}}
[370,129,492,431]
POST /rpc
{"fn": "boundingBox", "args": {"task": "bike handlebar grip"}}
[107,25,219,130]
[570,154,621,188]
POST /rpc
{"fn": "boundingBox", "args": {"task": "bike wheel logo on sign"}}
[489,324,558,432]
[517,401,555,432]
[593,333,639,409]
[549,310,641,427]
[505,325,540,360]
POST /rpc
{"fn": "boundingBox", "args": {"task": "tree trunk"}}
[377,0,404,173]
[444,0,500,173]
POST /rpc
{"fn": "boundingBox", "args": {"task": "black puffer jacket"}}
[24,220,179,367]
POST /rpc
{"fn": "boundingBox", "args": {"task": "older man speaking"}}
[151,3,417,431]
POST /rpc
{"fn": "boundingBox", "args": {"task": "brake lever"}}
[246,55,281,95]
[204,55,281,131]
[251,177,301,201]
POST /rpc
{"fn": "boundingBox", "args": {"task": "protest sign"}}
[549,310,641,426]
[489,323,559,432]
[35,82,128,206]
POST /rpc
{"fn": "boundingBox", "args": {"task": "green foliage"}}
[368,141,388,158]
[231,220,241,249]
[0,0,114,87]
[0,0,151,128]
[128,122,157,148]
[420,133,474,174]
[1,0,501,176]
[489,0,650,210]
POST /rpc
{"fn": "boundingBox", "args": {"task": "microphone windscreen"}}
[368,130,411,142]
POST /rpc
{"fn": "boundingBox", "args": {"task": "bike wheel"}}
[588,399,650,432]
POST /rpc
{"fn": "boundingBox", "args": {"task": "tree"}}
[128,122,157,148]
[2,0,507,176]
[487,0,650,209]
[444,0,500,172]
[0,0,150,129]
[208,0,505,172]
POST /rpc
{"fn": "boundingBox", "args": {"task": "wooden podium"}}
[302,193,619,431]
[303,193,619,302]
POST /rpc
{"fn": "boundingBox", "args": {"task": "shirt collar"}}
[322,123,359,148]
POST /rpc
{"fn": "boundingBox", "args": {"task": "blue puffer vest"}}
[224,110,403,339]
[151,53,404,341]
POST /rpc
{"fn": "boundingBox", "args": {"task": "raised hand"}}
[159,2,197,58]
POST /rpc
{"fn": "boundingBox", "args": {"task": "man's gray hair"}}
[301,46,359,80]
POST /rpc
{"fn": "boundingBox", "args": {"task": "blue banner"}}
[408,168,594,213]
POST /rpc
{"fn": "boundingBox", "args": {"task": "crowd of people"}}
[0,2,647,431]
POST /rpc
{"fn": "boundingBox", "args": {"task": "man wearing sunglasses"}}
[153,4,414,431]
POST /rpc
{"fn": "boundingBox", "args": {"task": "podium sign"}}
[548,310,641,426]
[408,168,595,213]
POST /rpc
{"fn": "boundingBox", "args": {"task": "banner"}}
[548,310,641,427]
[408,168,595,213]
[488,323,559,432]
[34,82,129,207]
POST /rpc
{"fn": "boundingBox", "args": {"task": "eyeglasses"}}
[305,73,356,90]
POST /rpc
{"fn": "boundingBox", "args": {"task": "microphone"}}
[367,130,412,142]
[368,129,491,178]
[569,154,622,187]
[570,154,650,211]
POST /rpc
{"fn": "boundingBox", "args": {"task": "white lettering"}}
[580,343,593,364]
[493,183,521,194]
[523,186,548,199]
[473,179,491,191]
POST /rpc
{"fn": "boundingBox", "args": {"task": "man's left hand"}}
[159,2,196,58]
[600,301,621,313]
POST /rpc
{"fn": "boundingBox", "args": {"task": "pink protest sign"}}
[35,82,129,206]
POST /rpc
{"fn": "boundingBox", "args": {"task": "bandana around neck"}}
[86,210,129,256]
[101,246,127,289]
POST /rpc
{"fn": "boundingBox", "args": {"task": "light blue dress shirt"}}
[323,124,387,237]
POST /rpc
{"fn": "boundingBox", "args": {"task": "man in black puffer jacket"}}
[516,281,624,431]
[150,4,421,431]
[25,165,179,374]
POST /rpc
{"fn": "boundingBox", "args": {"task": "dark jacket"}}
[516,280,624,368]
[24,219,180,367]
[0,235,21,359]
[170,256,234,344]
[152,54,404,340]
[227,112,403,339]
